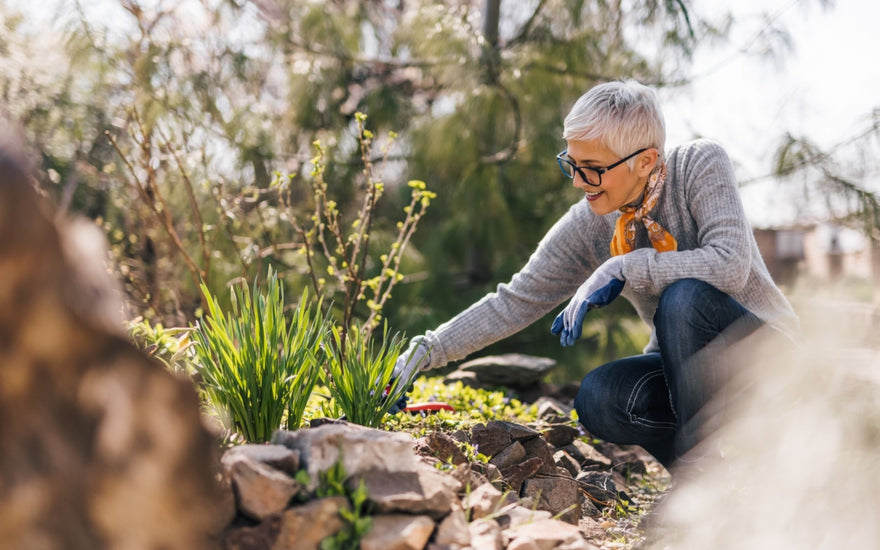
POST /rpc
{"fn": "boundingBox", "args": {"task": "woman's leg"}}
[574,353,678,468]
[654,278,764,461]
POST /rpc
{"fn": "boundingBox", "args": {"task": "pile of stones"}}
[220,399,658,550]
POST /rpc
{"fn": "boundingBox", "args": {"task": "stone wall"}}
[220,403,658,550]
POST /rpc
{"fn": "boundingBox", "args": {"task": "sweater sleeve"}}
[622,140,753,295]
[421,202,604,369]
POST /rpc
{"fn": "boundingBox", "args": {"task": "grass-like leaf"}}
[192,268,327,442]
[325,323,415,427]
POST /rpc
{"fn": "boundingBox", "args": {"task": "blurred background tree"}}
[4,0,871,382]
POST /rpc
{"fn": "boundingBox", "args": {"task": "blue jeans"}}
[573,279,763,469]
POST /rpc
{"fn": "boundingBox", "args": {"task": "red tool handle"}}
[403,402,455,413]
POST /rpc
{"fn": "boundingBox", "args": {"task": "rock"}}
[498,457,543,494]
[576,471,619,508]
[457,354,557,389]
[542,423,581,448]
[504,518,597,550]
[579,492,602,519]
[416,431,468,465]
[222,444,301,477]
[561,440,612,470]
[489,420,541,442]
[593,442,649,477]
[272,496,349,550]
[522,476,580,524]
[534,397,573,422]
[443,370,481,389]
[470,423,512,458]
[468,518,503,550]
[462,482,508,520]
[469,461,503,484]
[272,424,425,492]
[224,454,301,521]
[222,517,281,550]
[578,516,606,540]
[434,507,471,547]
[489,441,526,470]
[418,455,445,470]
[308,417,348,428]
[554,449,582,478]
[494,504,552,529]
[215,476,240,536]
[520,435,558,475]
[0,137,224,549]
[360,514,436,550]
[450,463,488,492]
[353,468,459,519]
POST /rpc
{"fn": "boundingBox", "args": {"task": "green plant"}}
[286,112,436,353]
[191,268,327,442]
[323,323,416,427]
[127,318,195,377]
[314,458,373,550]
[383,376,540,435]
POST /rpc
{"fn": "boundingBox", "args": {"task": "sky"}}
[656,0,880,228]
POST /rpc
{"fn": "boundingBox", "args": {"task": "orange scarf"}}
[610,160,677,256]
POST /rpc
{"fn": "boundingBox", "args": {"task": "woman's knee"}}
[654,279,725,337]
[656,279,715,320]
[574,370,618,439]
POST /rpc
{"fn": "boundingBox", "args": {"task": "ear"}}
[635,148,660,177]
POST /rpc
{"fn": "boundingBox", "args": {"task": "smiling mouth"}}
[585,190,603,198]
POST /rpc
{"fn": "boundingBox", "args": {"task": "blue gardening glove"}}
[386,337,432,414]
[551,256,626,347]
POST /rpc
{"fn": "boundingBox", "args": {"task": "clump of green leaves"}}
[324,324,417,427]
[127,318,195,377]
[312,458,373,550]
[191,268,327,442]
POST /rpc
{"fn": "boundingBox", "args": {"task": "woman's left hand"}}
[551,256,626,346]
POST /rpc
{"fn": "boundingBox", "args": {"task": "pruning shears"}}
[382,382,454,415]
[402,402,455,415]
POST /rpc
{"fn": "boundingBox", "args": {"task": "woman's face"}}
[565,139,656,216]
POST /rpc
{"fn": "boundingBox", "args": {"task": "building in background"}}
[754,223,880,302]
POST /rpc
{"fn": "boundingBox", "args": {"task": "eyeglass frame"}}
[556,147,648,187]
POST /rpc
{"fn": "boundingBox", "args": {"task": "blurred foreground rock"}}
[640,326,880,550]
[0,131,225,549]
[220,405,660,550]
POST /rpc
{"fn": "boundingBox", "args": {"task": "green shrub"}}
[324,323,416,427]
[192,269,327,442]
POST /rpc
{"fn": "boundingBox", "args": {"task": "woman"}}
[392,80,799,470]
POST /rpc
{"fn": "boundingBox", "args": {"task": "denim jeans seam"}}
[631,418,677,430]
[626,370,677,429]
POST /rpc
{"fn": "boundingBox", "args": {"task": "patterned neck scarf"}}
[610,160,677,256]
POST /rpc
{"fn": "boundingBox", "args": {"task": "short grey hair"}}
[563,80,666,163]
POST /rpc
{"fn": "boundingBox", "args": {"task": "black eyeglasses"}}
[556,148,648,187]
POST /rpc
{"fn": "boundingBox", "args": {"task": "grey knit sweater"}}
[419,139,799,370]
